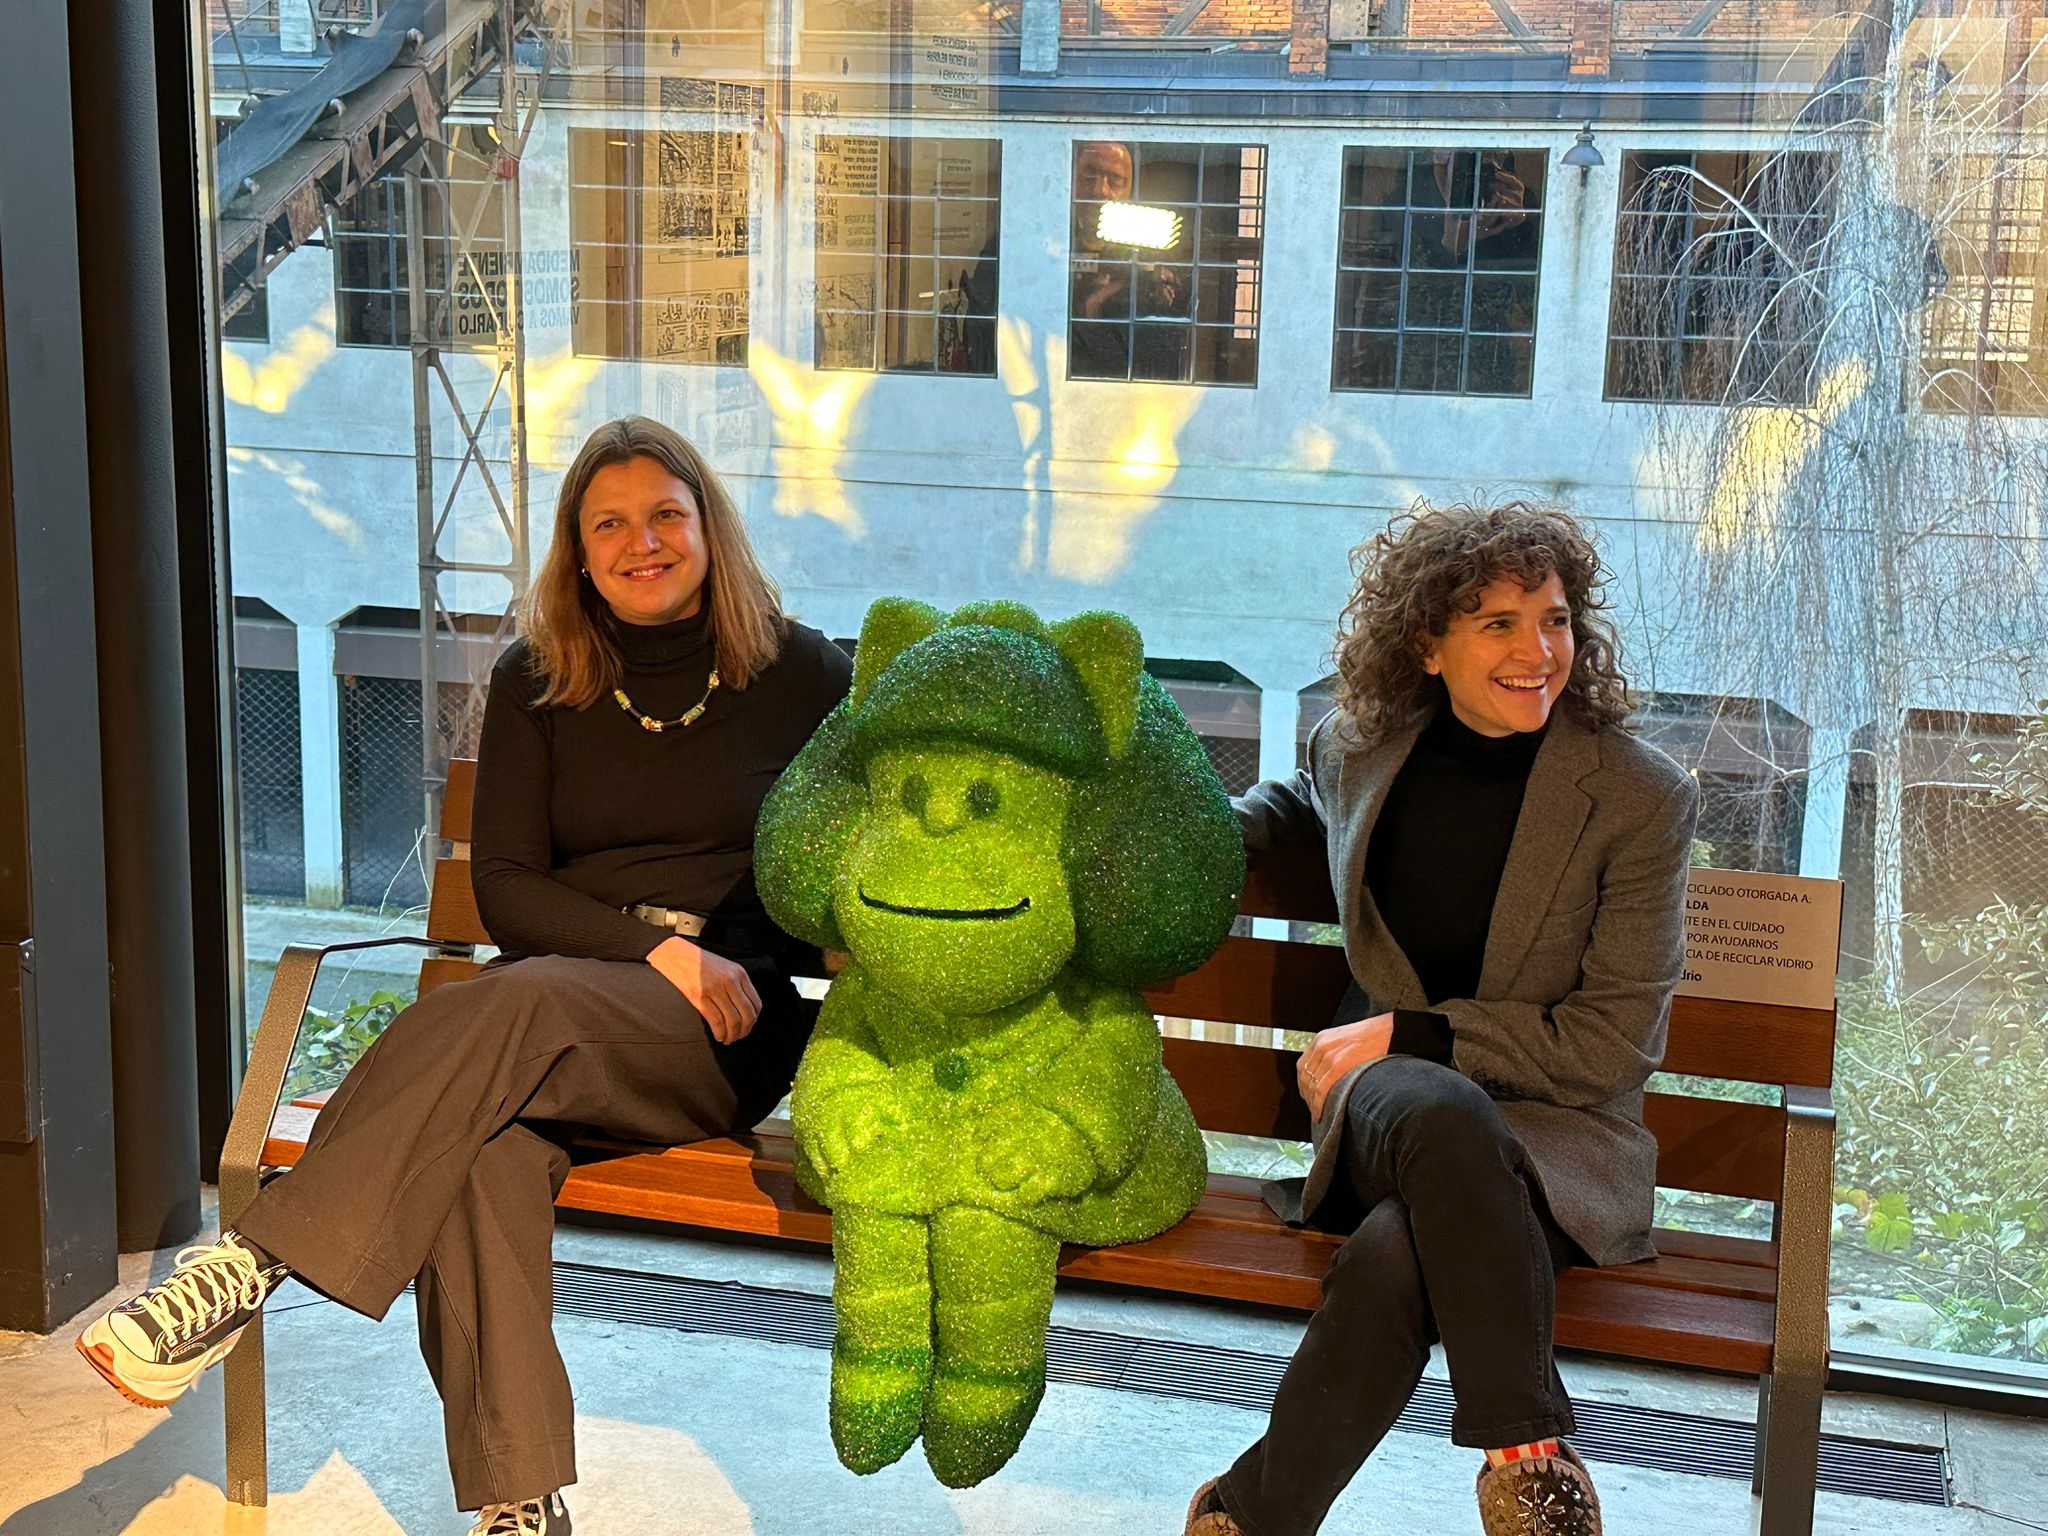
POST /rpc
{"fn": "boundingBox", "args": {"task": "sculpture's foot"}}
[829,1210,935,1474]
[831,1343,930,1474]
[922,1368,1044,1487]
[924,1205,1060,1487]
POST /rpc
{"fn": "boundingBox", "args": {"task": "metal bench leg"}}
[1752,1083,1835,1536]
[1755,1365,1822,1536]
[224,1313,269,1507]
[214,935,441,1508]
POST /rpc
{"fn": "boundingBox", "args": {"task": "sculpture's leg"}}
[829,1208,934,1474]
[923,1205,1060,1488]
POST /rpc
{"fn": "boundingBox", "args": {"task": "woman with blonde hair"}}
[79,416,852,1536]
[1186,500,1696,1536]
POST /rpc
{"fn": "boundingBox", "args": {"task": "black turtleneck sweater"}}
[1367,706,1547,1062]
[470,606,853,964]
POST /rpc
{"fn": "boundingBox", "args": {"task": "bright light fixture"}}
[1096,201,1182,250]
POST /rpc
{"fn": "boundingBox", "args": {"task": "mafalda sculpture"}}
[757,598,1243,1488]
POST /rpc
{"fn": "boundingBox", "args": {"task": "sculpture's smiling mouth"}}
[857,887,1033,922]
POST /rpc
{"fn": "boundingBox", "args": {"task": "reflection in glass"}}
[570,103,760,365]
[1605,149,1830,404]
[1333,146,1546,397]
[814,136,1002,374]
[1066,140,1266,384]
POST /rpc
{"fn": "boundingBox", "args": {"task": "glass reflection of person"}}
[1070,140,1190,379]
[77,418,854,1536]
[1427,150,1536,270]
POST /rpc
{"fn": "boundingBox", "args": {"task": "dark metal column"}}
[0,0,119,1333]
[69,0,204,1252]
[162,0,245,1180]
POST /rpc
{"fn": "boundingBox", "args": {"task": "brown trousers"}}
[235,953,806,1510]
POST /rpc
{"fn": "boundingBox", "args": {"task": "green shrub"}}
[282,989,409,1100]
[1832,974,2048,1361]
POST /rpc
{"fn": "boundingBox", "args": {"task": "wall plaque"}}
[1674,866,1843,1012]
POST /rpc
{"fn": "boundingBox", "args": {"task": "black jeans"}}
[1216,1058,1586,1536]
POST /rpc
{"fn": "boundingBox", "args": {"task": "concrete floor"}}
[3,1210,2043,1536]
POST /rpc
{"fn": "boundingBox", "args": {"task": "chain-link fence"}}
[1197,731,1260,797]
[338,665,500,912]
[234,666,305,899]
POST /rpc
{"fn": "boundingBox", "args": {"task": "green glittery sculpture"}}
[756,598,1243,1488]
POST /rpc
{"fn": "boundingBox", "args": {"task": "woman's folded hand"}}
[1296,1012,1395,1122]
[648,935,763,1043]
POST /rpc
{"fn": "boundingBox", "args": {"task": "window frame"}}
[1329,145,1548,399]
[813,134,1004,376]
[1064,139,1268,388]
[1603,148,1833,407]
[567,85,761,367]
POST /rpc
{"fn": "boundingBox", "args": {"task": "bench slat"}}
[1644,1093,1785,1203]
[1162,1036,1786,1202]
[1145,936,1352,1031]
[1660,995,1835,1088]
[419,955,485,995]
[427,856,492,948]
[257,1113,1776,1370]
[1238,842,1339,924]
[442,757,476,845]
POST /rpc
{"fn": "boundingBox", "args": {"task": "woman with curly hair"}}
[1185,500,1697,1536]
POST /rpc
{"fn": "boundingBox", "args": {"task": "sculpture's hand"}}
[976,1103,1097,1203]
[807,1090,909,1183]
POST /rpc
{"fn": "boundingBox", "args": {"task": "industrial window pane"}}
[811,136,1001,375]
[1333,147,1546,397]
[1066,140,1266,385]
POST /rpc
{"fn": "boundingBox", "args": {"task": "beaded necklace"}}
[612,657,720,733]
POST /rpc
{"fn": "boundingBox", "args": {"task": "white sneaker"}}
[75,1232,287,1408]
[471,1494,572,1535]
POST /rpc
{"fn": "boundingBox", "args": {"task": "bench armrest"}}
[218,936,450,1229]
[1774,1083,1836,1380]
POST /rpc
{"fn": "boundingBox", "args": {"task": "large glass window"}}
[1332,147,1546,396]
[1605,150,1831,404]
[1067,140,1265,384]
[814,136,1002,374]
[188,0,2048,1392]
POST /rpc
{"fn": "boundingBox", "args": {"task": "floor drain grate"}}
[551,1262,1950,1507]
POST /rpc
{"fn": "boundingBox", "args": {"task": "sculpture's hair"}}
[757,613,1244,989]
[521,415,784,708]
[1332,498,1634,746]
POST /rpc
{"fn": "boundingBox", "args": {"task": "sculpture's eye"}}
[966,780,1001,819]
[900,773,930,817]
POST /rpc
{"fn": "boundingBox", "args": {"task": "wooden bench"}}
[221,757,1836,1533]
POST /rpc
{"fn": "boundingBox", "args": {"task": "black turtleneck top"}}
[470,606,853,964]
[1367,705,1547,1062]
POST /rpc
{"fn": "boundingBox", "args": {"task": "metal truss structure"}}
[404,8,552,830]
[212,0,553,872]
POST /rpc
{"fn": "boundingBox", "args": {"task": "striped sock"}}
[1484,1439,1562,1470]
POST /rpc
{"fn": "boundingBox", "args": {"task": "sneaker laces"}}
[474,1498,555,1535]
[135,1238,271,1342]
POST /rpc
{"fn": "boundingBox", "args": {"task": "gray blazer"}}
[1237,707,1699,1267]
